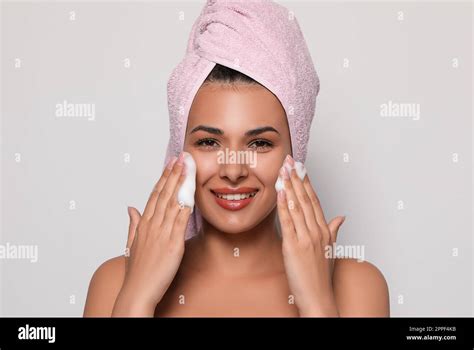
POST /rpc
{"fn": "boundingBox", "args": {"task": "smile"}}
[210,188,259,211]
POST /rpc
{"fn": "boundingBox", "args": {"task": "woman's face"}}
[183,82,292,234]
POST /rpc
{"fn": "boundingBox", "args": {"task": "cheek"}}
[254,153,284,187]
[192,152,219,185]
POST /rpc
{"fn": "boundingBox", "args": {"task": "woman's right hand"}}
[112,152,193,317]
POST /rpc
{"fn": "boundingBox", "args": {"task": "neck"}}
[191,208,284,277]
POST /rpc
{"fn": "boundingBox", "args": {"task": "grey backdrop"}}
[1,0,472,316]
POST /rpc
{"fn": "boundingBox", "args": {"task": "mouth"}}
[210,188,259,211]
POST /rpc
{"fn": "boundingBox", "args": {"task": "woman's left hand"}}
[277,155,346,317]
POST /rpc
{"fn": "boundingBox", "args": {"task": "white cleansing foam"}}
[274,160,307,192]
[177,152,196,211]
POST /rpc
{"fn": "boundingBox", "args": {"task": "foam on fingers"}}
[274,160,307,192]
[177,152,196,211]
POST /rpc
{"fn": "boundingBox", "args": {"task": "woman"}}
[84,0,389,317]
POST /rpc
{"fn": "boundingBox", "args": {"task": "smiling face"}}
[183,82,292,234]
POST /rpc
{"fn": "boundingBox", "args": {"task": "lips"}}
[210,187,259,211]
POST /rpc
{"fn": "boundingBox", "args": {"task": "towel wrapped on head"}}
[164,0,320,239]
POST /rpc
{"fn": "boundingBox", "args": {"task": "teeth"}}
[214,192,257,200]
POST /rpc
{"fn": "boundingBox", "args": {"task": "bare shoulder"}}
[83,255,126,317]
[333,258,390,317]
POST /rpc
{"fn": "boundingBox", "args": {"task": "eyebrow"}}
[189,125,280,137]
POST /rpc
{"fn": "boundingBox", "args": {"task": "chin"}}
[212,220,259,234]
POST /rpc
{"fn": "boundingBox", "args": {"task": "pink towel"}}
[164,0,320,239]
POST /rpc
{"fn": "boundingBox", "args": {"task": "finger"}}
[151,152,185,227]
[281,167,310,241]
[303,175,328,228]
[142,156,178,221]
[288,166,319,233]
[276,189,297,243]
[298,173,331,245]
[126,206,141,254]
[328,216,345,243]
[159,169,188,238]
[170,206,193,242]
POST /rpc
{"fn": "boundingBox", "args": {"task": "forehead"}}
[187,83,287,133]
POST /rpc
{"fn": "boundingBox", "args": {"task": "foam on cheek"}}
[274,160,307,192]
[177,152,196,211]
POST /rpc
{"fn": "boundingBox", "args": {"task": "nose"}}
[218,158,249,183]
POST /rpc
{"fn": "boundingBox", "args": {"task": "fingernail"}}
[285,154,295,166]
[167,156,178,169]
[278,189,286,200]
[177,152,185,166]
[279,167,285,178]
[280,166,289,180]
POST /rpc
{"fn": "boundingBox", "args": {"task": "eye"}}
[195,138,220,150]
[249,139,273,151]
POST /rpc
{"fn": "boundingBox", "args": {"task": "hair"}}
[203,63,262,86]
